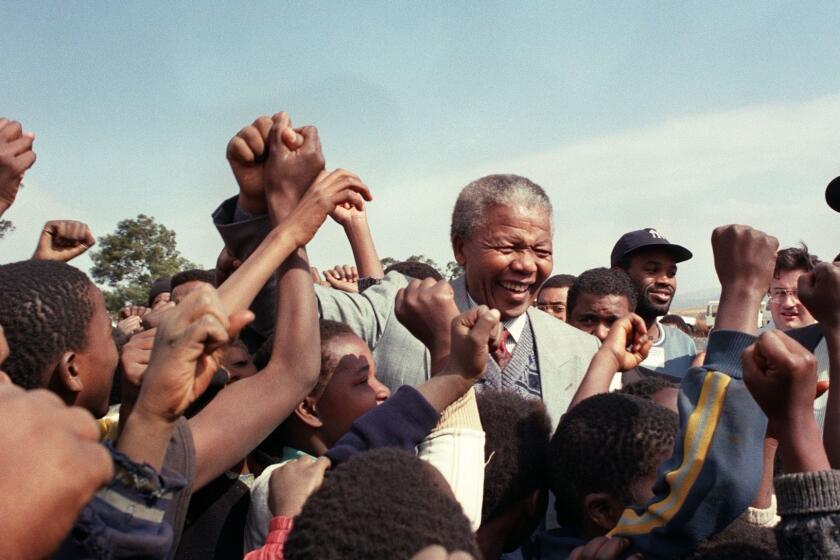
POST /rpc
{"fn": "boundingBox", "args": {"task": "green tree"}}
[0,219,14,239]
[90,214,197,313]
[445,260,464,280]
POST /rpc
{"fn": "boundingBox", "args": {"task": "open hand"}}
[133,285,253,422]
[0,118,36,214]
[268,456,330,517]
[33,220,95,262]
[323,264,360,293]
[282,169,371,248]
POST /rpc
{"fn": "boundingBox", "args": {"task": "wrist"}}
[595,346,623,373]
[0,198,10,216]
[237,193,267,216]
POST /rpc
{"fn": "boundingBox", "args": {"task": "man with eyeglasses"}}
[767,245,820,332]
[534,274,576,321]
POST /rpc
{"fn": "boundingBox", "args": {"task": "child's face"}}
[317,334,390,446]
[223,342,258,383]
[75,286,119,417]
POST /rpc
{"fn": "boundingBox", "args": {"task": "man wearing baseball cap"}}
[611,228,697,378]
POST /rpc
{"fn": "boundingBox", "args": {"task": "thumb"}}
[228,310,255,339]
[816,380,830,399]
[471,307,501,344]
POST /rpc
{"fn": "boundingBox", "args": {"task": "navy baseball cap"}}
[827,176,840,213]
[610,228,693,267]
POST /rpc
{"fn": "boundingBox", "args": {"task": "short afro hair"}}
[0,260,95,389]
[549,393,678,525]
[774,244,820,277]
[477,390,551,522]
[619,376,677,401]
[171,269,218,290]
[539,274,576,292]
[384,261,444,281]
[567,267,637,315]
[285,448,480,560]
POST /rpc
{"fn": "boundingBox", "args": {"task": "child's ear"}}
[294,396,324,429]
[55,351,84,395]
[583,493,624,532]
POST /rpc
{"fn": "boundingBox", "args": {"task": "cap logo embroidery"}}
[647,229,663,239]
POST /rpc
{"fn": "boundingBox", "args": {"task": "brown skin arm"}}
[189,116,327,489]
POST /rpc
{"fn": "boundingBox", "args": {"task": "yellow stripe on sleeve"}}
[609,371,731,536]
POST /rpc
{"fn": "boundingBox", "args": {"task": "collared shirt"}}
[466,293,528,354]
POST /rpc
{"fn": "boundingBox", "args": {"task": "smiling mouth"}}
[498,281,530,294]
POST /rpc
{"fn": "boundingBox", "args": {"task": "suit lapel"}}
[528,308,573,425]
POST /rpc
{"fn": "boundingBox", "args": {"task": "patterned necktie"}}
[491,328,512,370]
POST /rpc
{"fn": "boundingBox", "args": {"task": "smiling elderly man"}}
[214,173,598,424]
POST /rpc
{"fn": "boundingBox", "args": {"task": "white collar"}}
[466,293,528,343]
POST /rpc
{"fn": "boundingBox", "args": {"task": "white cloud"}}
[310,92,840,297]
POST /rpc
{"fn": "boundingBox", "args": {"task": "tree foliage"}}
[90,214,197,312]
[379,254,464,280]
[0,219,14,239]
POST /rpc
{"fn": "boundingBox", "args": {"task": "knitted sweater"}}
[774,470,840,559]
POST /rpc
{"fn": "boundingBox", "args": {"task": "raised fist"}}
[264,116,325,208]
[444,306,502,382]
[743,330,817,426]
[798,261,840,330]
[268,456,330,517]
[0,118,36,214]
[711,225,778,294]
[395,278,460,353]
[599,313,651,372]
[33,220,95,262]
[0,384,113,558]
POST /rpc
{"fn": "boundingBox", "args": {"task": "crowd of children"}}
[1,112,840,559]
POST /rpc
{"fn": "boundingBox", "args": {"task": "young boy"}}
[540,392,678,557]
[245,319,391,550]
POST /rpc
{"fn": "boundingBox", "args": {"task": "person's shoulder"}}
[661,324,697,351]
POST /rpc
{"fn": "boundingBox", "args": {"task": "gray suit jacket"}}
[315,273,599,426]
[213,195,598,426]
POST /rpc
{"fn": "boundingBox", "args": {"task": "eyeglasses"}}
[536,303,566,314]
[768,288,799,303]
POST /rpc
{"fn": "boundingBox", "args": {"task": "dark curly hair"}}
[619,376,677,401]
[285,448,481,560]
[774,244,819,277]
[0,260,95,389]
[384,261,444,281]
[539,274,576,291]
[476,390,551,522]
[171,268,218,290]
[549,392,677,525]
[567,267,637,315]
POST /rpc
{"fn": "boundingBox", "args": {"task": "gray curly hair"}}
[450,174,553,241]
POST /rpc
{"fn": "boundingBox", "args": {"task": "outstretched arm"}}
[191,117,370,489]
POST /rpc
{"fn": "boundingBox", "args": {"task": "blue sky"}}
[2,2,839,301]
